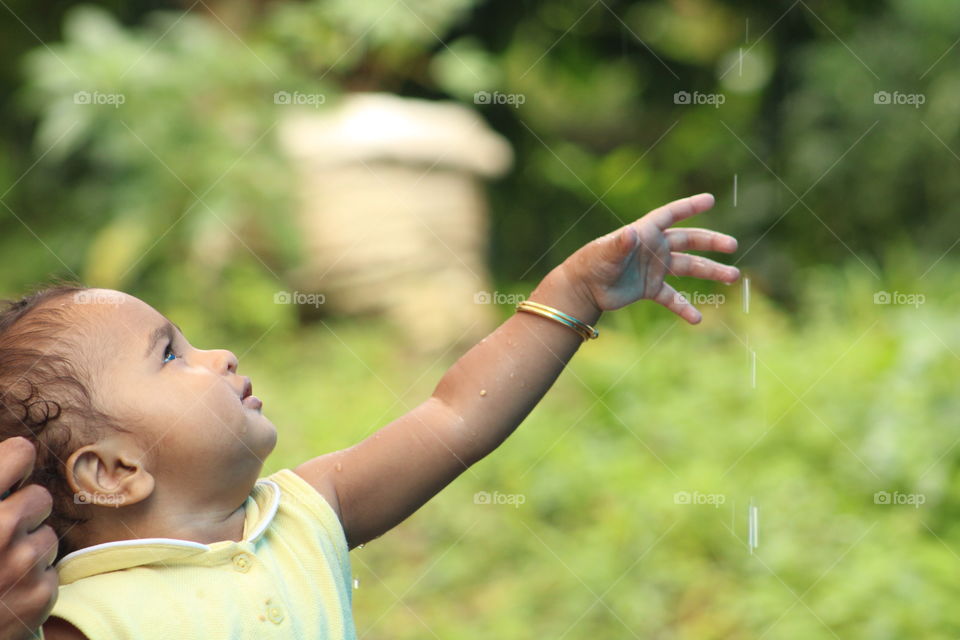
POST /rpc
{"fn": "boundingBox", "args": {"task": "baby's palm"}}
[571,193,740,323]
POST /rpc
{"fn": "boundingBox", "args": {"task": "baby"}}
[0,193,739,639]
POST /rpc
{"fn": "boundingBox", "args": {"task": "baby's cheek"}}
[203,391,248,435]
[181,376,234,415]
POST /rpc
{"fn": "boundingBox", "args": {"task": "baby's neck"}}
[70,493,249,552]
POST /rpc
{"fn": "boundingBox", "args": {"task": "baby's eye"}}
[162,343,179,364]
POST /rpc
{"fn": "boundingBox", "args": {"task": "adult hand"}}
[0,437,59,640]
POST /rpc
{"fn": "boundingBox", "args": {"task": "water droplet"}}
[479,389,487,396]
[509,372,515,378]
[335,463,342,472]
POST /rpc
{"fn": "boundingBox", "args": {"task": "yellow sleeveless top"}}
[50,469,356,639]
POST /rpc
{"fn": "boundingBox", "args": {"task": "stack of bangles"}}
[515,300,599,342]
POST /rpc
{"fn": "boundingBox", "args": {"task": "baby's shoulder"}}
[288,457,343,523]
[265,468,348,559]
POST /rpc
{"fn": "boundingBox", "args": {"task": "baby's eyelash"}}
[162,342,179,364]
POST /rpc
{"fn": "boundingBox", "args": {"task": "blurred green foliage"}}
[3,0,958,315]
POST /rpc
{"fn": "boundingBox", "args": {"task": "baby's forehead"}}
[65,290,170,356]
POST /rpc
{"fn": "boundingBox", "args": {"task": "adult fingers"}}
[0,485,53,540]
[665,227,738,253]
[30,564,61,622]
[24,525,60,572]
[644,193,715,230]
[2,525,59,605]
[652,282,702,324]
[668,253,740,283]
[0,437,37,496]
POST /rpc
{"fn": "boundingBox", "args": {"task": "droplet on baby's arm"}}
[335,463,342,472]
[479,389,487,397]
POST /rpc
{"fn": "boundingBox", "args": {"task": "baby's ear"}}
[66,439,154,508]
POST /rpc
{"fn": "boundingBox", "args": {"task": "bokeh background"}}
[2,0,959,637]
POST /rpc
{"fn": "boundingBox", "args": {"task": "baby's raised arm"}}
[295,193,740,549]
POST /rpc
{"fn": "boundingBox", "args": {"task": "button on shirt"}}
[232,552,253,573]
[50,469,357,639]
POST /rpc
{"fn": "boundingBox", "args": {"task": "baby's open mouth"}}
[240,377,263,410]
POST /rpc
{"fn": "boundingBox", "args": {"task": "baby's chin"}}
[223,424,277,488]
[215,411,278,468]
[249,415,279,459]
[260,422,279,457]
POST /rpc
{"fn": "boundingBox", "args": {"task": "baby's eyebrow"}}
[144,321,182,359]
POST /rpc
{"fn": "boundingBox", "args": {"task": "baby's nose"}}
[221,350,239,374]
[202,348,238,374]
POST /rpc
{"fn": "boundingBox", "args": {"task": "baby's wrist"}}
[528,264,602,328]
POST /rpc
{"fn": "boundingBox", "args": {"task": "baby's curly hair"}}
[0,281,127,561]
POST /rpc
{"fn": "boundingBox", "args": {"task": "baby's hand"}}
[563,193,740,324]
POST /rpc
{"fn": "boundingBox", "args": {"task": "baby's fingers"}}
[668,253,740,283]
[645,193,715,230]
[653,283,702,324]
[665,228,738,253]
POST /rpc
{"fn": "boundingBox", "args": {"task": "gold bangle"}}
[515,300,599,341]
[520,301,596,339]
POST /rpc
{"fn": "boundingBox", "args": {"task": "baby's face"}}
[71,289,277,492]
